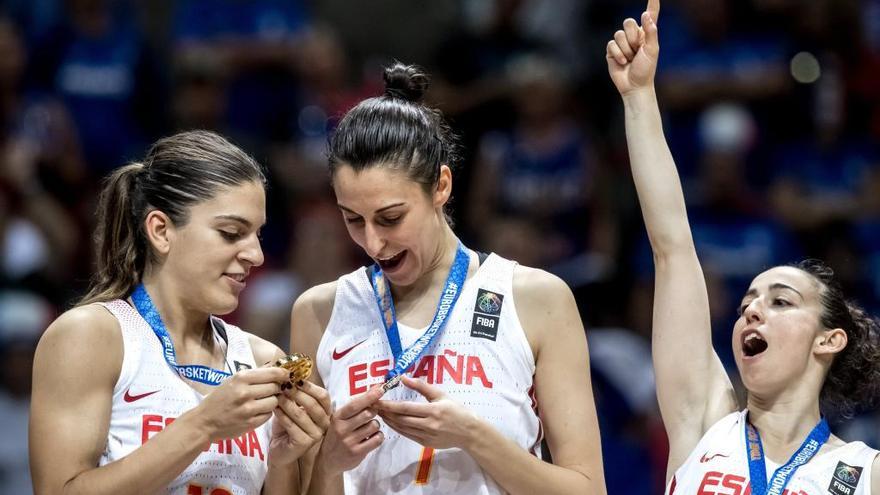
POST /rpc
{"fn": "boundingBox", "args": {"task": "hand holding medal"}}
[268,353,331,467]
[273,353,313,389]
[377,376,481,450]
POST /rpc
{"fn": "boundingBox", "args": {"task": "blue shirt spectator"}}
[172,0,311,143]
[30,2,165,173]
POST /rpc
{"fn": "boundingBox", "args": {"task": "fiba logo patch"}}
[828,461,863,495]
[471,289,504,341]
[477,291,502,315]
[836,464,860,484]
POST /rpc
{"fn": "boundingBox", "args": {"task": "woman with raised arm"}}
[607,2,880,493]
[289,63,606,494]
[30,130,330,495]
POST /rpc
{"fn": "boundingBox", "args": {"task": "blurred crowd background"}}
[2,0,880,493]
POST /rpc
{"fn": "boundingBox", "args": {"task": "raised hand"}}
[376,376,481,450]
[267,381,332,466]
[317,385,385,474]
[607,0,661,96]
[191,367,288,441]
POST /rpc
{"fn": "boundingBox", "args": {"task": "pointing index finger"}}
[647,0,660,22]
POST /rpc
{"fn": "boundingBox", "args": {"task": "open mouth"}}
[742,331,768,357]
[377,251,406,271]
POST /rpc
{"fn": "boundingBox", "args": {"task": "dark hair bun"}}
[383,62,429,103]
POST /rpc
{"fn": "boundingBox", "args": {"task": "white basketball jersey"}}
[98,300,271,495]
[667,410,878,495]
[316,252,542,494]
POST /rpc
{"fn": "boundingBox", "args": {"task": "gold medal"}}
[274,353,313,385]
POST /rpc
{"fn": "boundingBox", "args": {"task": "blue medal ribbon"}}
[370,242,470,389]
[131,284,232,386]
[744,412,830,495]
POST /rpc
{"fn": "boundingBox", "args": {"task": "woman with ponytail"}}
[607,1,880,492]
[30,130,330,494]
[289,64,606,494]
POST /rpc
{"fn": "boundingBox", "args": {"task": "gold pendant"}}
[274,353,313,385]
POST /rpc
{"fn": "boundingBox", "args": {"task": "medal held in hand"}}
[275,353,313,386]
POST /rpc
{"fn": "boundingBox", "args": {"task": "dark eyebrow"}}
[770,283,803,300]
[337,202,406,215]
[214,214,259,228]
[744,283,804,300]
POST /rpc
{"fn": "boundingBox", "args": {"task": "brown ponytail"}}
[78,163,146,305]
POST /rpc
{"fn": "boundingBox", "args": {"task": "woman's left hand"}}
[376,376,482,450]
[268,381,331,467]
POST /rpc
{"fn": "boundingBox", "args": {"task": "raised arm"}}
[30,305,288,494]
[606,0,737,476]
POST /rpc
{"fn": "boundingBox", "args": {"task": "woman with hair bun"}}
[290,63,606,494]
[30,130,330,494]
[607,1,880,493]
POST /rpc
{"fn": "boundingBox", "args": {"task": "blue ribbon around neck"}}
[744,411,830,495]
[370,242,470,387]
[131,284,232,386]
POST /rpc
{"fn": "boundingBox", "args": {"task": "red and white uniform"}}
[98,300,270,495]
[667,410,878,495]
[317,252,541,494]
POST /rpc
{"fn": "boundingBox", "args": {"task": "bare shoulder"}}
[289,281,338,365]
[46,302,119,334]
[511,265,581,357]
[34,303,123,392]
[291,280,338,328]
[246,333,285,366]
[38,304,122,361]
[512,264,575,311]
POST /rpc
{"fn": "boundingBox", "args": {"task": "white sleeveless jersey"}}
[667,409,879,495]
[316,252,542,494]
[98,300,271,495]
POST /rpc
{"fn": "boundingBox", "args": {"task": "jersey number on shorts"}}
[415,447,435,484]
[187,484,232,495]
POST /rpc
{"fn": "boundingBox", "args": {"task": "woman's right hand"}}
[606,0,661,96]
[317,385,385,475]
[267,380,332,466]
[188,367,289,442]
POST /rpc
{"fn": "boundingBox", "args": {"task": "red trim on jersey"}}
[415,447,435,484]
